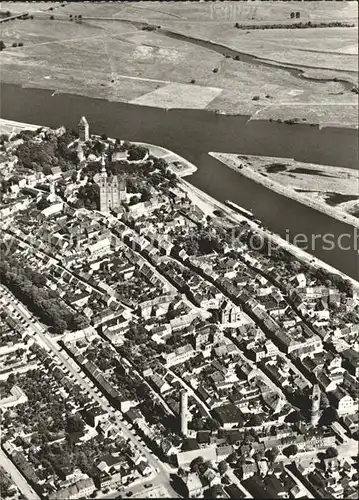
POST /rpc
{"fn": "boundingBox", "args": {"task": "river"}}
[0,82,358,279]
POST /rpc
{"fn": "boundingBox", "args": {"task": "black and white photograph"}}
[0,1,358,499]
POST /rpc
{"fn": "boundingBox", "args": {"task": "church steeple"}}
[310,384,321,427]
[100,153,107,177]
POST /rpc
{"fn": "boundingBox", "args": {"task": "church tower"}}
[118,176,127,203]
[310,384,321,427]
[110,174,119,210]
[99,153,109,213]
[78,116,89,143]
[77,142,85,164]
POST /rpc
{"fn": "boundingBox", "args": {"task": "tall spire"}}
[101,153,107,176]
[310,384,321,427]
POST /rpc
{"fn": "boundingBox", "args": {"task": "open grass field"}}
[0,1,357,127]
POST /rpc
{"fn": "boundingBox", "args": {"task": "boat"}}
[224,200,255,220]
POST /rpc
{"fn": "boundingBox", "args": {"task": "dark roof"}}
[224,484,246,499]
[212,404,245,425]
[197,431,211,444]
[182,438,200,452]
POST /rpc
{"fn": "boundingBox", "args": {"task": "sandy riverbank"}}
[210,152,359,231]
[0,118,40,134]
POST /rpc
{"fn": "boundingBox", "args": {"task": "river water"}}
[0,83,358,278]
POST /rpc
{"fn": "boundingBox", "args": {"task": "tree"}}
[325,447,338,459]
[190,456,204,473]
[227,452,238,464]
[0,41,6,51]
[265,447,280,463]
[66,414,85,434]
[128,145,148,161]
[253,450,264,462]
[247,414,263,427]
[218,460,228,475]
[209,485,224,497]
[206,418,220,431]
[283,444,298,458]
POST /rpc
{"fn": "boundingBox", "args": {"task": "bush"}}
[283,444,298,458]
[50,16,54,20]
[325,447,338,459]
[0,41,6,51]
[12,42,18,48]
[190,79,196,84]
[213,68,218,73]
[18,42,23,47]
[127,145,148,161]
[252,95,260,101]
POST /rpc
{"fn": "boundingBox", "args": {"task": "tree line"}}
[0,253,89,333]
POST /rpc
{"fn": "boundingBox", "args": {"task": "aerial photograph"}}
[0,1,358,499]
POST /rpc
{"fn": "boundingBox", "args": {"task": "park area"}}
[0,1,357,126]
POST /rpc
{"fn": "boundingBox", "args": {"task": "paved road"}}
[276,438,359,465]
[0,285,178,498]
[166,368,211,418]
[0,449,40,500]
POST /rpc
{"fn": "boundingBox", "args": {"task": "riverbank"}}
[210,152,359,231]
[180,178,359,291]
[2,116,357,290]
[133,141,197,177]
[0,118,40,135]
[1,82,358,279]
[0,3,357,128]
[0,119,197,178]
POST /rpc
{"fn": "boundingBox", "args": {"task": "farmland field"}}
[0,1,357,127]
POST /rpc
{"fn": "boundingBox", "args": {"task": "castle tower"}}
[180,390,189,437]
[77,142,85,164]
[99,153,109,213]
[310,384,321,427]
[78,116,89,143]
